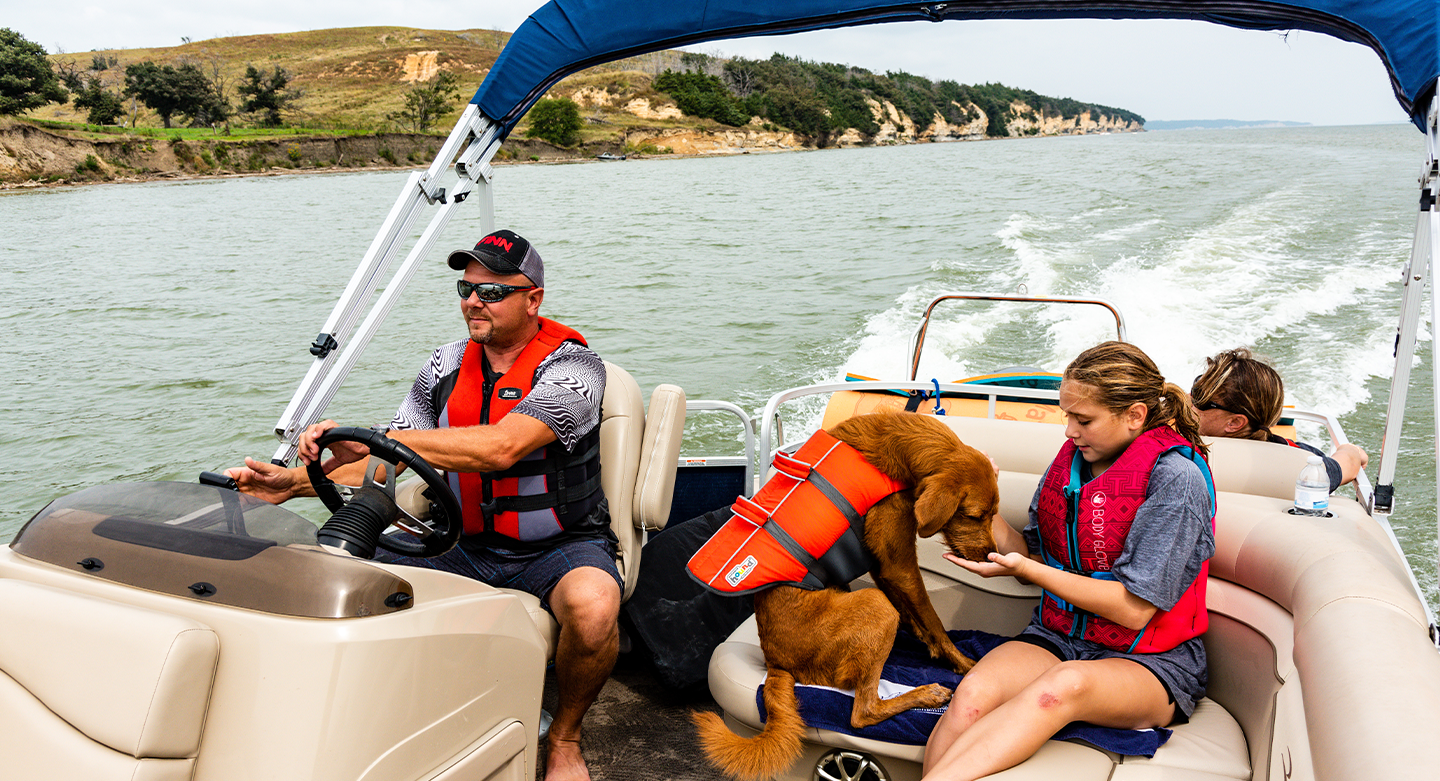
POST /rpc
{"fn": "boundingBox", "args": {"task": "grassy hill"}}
[4,26,1144,185]
[33,27,510,131]
[30,26,720,141]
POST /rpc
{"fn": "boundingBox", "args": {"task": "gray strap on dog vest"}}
[807,471,876,585]
[807,471,862,529]
[761,518,827,590]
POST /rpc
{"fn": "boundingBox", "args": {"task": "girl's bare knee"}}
[1029,662,1094,713]
[952,668,1007,713]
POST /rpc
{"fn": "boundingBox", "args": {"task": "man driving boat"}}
[226,229,616,781]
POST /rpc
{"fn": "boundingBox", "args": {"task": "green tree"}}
[524,97,582,147]
[72,76,124,125]
[388,70,461,132]
[653,69,750,127]
[123,61,219,128]
[237,64,297,127]
[0,28,68,115]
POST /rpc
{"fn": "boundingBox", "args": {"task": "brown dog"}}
[692,411,999,780]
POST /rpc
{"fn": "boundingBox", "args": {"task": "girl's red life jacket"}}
[1034,426,1216,653]
[687,429,907,595]
[440,318,604,542]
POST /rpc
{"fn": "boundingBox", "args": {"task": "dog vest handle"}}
[732,495,771,527]
[771,451,812,480]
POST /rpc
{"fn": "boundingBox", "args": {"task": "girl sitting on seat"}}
[923,341,1215,781]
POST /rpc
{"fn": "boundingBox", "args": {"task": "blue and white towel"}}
[757,629,1172,757]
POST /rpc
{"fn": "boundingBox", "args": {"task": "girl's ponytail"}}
[1161,381,1209,458]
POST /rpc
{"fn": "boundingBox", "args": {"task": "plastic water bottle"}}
[1293,455,1330,516]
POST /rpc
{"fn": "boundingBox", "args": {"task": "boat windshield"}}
[9,482,418,619]
[17,481,318,552]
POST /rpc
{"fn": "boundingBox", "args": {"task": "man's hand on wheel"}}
[299,419,372,472]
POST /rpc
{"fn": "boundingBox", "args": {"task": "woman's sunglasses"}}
[456,280,537,302]
[1193,399,1229,412]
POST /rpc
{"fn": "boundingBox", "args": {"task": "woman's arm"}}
[1330,443,1368,488]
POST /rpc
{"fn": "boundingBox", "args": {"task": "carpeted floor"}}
[536,647,726,781]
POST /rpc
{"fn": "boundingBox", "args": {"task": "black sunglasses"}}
[1194,399,1228,412]
[456,280,537,302]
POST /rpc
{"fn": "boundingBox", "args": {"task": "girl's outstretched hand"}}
[943,550,1032,580]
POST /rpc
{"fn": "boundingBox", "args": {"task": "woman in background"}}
[1190,348,1367,492]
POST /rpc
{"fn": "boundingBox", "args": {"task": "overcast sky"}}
[6,1,1411,127]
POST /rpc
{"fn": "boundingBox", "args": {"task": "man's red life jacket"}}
[440,317,603,542]
[687,429,907,595]
[1034,426,1215,653]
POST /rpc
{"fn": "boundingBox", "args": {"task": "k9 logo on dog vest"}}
[725,555,758,587]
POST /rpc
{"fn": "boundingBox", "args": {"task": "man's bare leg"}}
[543,567,621,781]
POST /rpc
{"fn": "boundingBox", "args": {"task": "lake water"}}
[1,124,1435,610]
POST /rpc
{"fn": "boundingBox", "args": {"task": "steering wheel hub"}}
[308,427,461,558]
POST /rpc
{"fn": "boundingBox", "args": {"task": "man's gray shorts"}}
[375,535,623,614]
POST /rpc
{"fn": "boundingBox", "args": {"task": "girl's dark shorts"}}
[1015,623,1207,723]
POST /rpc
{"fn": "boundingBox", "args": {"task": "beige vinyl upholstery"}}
[705,413,1440,781]
[0,579,219,781]
[634,382,687,532]
[500,362,685,656]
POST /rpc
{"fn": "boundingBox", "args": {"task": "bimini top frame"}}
[269,1,1440,623]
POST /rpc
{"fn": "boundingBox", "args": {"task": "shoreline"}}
[0,148,789,191]
[0,127,1147,192]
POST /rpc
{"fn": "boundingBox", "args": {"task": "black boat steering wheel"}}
[307,426,461,558]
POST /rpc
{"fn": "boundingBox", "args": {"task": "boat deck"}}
[538,643,724,781]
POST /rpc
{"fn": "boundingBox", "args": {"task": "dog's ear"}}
[913,475,964,538]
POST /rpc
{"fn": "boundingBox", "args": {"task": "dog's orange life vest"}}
[1035,427,1215,653]
[687,429,907,595]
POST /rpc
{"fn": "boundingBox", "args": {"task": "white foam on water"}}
[1052,189,1401,423]
[837,185,1411,431]
[994,213,1073,295]
[841,285,1021,383]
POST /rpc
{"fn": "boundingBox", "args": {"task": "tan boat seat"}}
[500,362,685,657]
[395,362,684,658]
[0,578,220,781]
[707,598,1251,781]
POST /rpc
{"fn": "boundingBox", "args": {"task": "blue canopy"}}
[470,0,1439,135]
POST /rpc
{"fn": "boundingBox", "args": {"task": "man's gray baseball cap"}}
[446,229,544,288]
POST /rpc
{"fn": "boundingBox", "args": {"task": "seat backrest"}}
[1203,435,1313,500]
[0,578,220,781]
[600,361,685,602]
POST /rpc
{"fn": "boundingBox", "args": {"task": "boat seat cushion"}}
[708,615,1249,781]
[0,578,219,776]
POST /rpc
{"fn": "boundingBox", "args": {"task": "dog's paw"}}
[914,683,954,708]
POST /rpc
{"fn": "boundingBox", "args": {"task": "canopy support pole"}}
[1373,89,1438,516]
[270,104,501,463]
[1371,83,1440,639]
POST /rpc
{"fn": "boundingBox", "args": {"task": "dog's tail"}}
[690,667,806,781]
